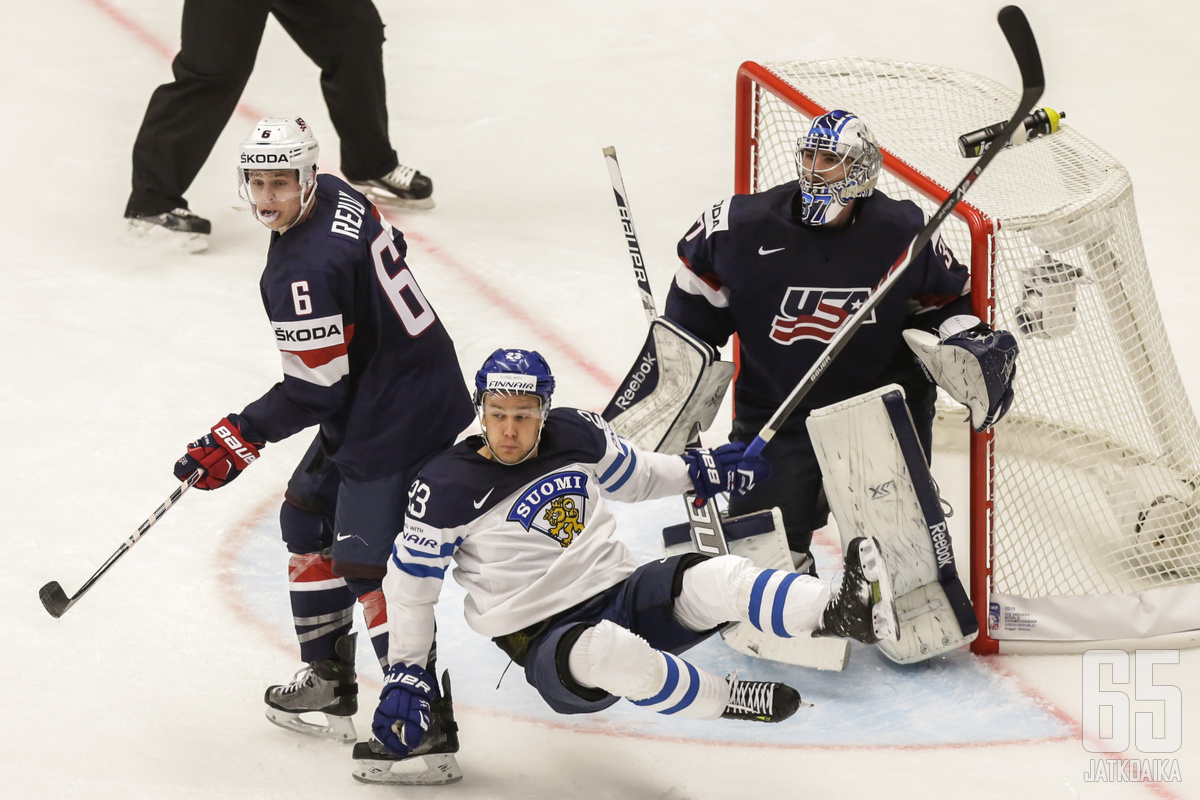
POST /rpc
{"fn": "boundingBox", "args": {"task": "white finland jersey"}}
[383,407,692,669]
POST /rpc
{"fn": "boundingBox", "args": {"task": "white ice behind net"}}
[750,58,1200,606]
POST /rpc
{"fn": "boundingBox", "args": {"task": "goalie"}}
[657,110,1019,575]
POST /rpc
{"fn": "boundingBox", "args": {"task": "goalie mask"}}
[474,348,556,465]
[237,117,320,230]
[795,110,882,226]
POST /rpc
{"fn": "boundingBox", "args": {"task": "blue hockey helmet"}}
[795,110,882,226]
[473,348,555,414]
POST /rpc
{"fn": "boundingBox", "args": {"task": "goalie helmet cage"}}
[734,58,1200,655]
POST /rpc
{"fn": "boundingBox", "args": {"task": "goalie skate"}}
[264,633,358,743]
[352,671,462,786]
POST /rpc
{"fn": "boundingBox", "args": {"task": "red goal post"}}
[734,58,1200,655]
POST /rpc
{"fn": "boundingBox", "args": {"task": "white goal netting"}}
[740,58,1200,650]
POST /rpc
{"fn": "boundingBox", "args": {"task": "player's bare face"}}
[247,170,304,230]
[480,393,544,464]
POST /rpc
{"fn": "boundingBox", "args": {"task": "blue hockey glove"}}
[682,442,771,499]
[373,662,437,756]
[173,414,265,490]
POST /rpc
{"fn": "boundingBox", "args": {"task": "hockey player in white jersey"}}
[353,348,901,785]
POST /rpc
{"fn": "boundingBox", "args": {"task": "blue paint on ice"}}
[230,494,1069,747]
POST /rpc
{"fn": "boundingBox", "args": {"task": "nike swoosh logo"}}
[758,246,785,255]
[335,532,353,541]
[473,487,495,509]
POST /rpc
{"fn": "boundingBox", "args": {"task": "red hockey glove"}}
[173,415,265,490]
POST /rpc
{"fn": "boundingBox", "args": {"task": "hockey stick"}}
[39,470,204,618]
[744,4,1043,460]
[603,145,728,552]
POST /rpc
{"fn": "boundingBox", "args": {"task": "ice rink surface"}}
[4,1,1199,797]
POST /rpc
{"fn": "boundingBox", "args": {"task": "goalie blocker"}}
[603,317,734,454]
[807,385,978,664]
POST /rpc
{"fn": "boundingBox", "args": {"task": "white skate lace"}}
[725,672,775,716]
[275,666,317,697]
[380,165,418,188]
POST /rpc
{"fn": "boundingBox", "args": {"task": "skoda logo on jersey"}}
[507,471,589,548]
[769,286,875,344]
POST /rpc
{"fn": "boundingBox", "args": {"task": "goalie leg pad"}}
[807,385,978,663]
[603,317,734,454]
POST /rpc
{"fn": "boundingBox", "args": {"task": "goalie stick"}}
[603,146,657,326]
[744,4,1044,460]
[603,145,724,547]
[39,470,203,618]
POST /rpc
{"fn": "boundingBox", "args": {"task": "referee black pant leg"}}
[272,0,398,181]
[125,0,272,217]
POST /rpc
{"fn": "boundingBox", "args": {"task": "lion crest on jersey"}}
[543,497,584,547]
[506,470,589,547]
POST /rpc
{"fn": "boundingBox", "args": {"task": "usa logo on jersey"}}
[507,471,589,548]
[769,286,875,344]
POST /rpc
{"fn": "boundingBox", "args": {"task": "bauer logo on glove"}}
[683,442,771,500]
[173,414,266,490]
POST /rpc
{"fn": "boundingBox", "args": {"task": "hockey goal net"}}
[736,58,1200,654]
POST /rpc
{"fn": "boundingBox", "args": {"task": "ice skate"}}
[124,208,211,253]
[720,670,806,723]
[816,536,900,645]
[352,671,462,785]
[264,632,358,743]
[349,164,435,209]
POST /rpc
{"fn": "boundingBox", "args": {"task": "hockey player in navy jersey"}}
[351,348,901,785]
[663,110,1019,569]
[172,118,474,743]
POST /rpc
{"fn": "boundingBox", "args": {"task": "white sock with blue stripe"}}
[567,620,729,720]
[740,566,828,636]
[673,555,829,636]
[627,652,728,720]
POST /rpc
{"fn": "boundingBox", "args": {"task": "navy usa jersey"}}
[664,184,971,431]
[239,174,473,480]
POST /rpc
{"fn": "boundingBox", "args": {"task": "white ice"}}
[3,1,1199,798]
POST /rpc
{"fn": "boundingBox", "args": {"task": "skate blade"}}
[350,184,436,210]
[352,753,462,785]
[264,707,357,743]
[859,537,901,643]
[123,219,209,254]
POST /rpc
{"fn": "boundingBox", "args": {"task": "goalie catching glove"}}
[173,414,265,490]
[903,315,1019,432]
[373,662,437,757]
[681,442,770,500]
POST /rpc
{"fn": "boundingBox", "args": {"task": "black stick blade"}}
[39,581,71,618]
[998,6,1044,92]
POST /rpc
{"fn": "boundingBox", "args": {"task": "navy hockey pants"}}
[520,553,716,715]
